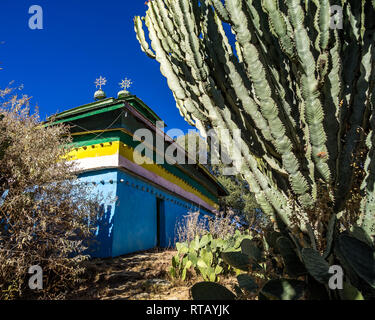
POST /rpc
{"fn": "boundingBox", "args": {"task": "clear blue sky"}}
[0,0,194,132]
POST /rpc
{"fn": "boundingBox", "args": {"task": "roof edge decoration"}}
[49,95,164,126]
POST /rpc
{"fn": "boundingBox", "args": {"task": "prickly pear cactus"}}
[191,235,374,300]
[170,232,252,282]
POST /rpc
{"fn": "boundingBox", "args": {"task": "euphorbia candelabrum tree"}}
[135,1,375,299]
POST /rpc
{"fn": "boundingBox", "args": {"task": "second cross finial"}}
[118,77,133,99]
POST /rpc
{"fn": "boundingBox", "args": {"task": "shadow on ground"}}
[68,249,191,300]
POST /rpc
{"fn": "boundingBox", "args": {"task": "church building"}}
[49,79,227,258]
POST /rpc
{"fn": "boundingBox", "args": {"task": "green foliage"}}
[191,282,236,300]
[301,248,330,284]
[176,132,260,228]
[336,234,375,289]
[240,238,262,263]
[191,228,375,300]
[277,236,306,277]
[236,274,258,293]
[215,171,261,227]
[340,281,365,300]
[221,251,251,272]
[170,231,252,282]
[261,279,306,300]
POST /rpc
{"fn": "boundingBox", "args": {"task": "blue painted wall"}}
[78,168,213,258]
[78,170,118,257]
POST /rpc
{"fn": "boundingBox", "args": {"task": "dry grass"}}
[176,210,242,243]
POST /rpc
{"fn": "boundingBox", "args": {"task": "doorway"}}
[156,198,165,247]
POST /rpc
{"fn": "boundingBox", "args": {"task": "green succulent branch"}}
[135,0,375,251]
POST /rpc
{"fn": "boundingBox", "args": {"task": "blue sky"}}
[0,0,194,132]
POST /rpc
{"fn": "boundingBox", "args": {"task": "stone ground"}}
[67,249,192,300]
[68,248,240,300]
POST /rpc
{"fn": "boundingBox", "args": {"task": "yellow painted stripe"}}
[70,128,222,192]
[67,141,218,209]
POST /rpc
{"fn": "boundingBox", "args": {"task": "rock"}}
[145,279,172,288]
[105,271,141,284]
[133,292,149,300]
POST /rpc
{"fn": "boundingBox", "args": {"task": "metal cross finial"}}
[119,78,133,91]
[95,76,107,90]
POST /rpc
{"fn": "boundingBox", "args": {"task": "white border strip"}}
[72,154,215,212]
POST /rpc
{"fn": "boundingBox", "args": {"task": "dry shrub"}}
[207,210,242,239]
[176,210,241,243]
[176,211,207,243]
[0,86,100,299]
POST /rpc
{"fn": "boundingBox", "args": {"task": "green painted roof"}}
[49,95,164,126]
